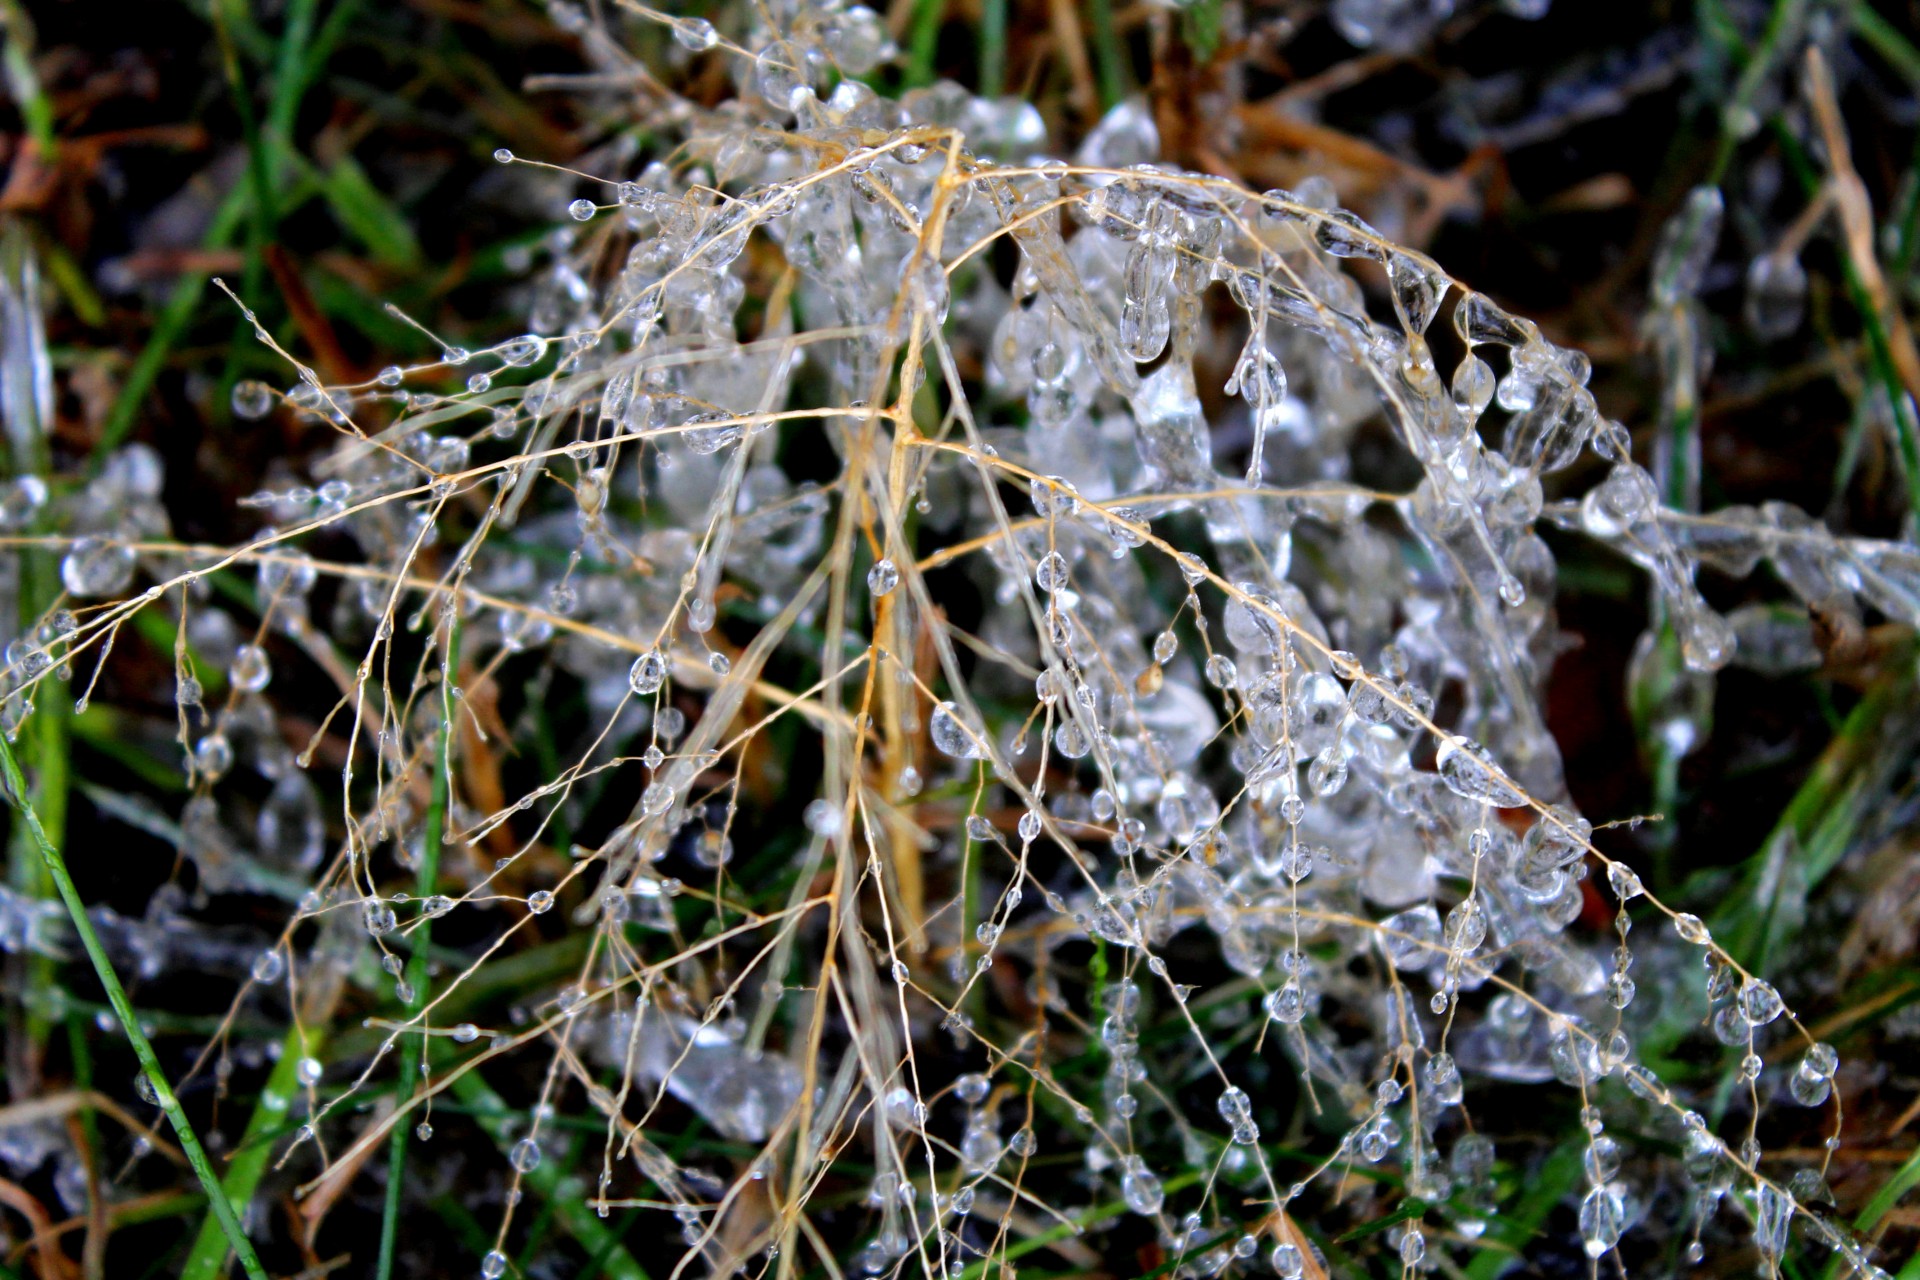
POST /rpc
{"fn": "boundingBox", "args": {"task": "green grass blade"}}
[179,1024,324,1280]
[445,1068,651,1280]
[1464,1141,1583,1280]
[1086,0,1128,110]
[979,0,1006,99]
[0,731,270,1280]
[321,155,424,271]
[904,0,942,88]
[1710,637,1920,972]
[98,187,249,456]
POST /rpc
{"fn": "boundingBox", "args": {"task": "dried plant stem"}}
[0,731,270,1280]
[377,610,461,1280]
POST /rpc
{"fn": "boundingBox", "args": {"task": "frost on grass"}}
[0,5,1914,1279]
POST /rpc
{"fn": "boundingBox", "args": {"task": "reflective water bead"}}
[1607,862,1644,900]
[672,15,719,50]
[1266,982,1306,1024]
[1672,913,1710,944]
[867,558,899,596]
[229,643,271,693]
[1578,1185,1626,1258]
[1738,977,1783,1026]
[629,650,668,695]
[61,537,136,598]
[930,702,983,758]
[194,733,234,779]
[1606,972,1635,1009]
[1789,1062,1832,1106]
[363,900,398,936]
[231,380,274,419]
[1119,1155,1163,1214]
[1744,252,1806,340]
[1034,551,1069,592]
[251,949,284,983]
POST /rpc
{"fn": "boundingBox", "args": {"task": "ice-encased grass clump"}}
[0,3,1912,1278]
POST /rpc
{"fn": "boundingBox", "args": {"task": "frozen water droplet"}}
[1120,1156,1163,1214]
[62,538,136,598]
[251,949,284,983]
[229,643,271,693]
[629,650,668,695]
[231,380,274,419]
[672,15,719,50]
[931,702,983,759]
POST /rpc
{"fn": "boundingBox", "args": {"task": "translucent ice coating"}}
[0,6,1901,1279]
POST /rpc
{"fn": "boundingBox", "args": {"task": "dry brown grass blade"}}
[0,1174,77,1280]
[296,1094,396,1247]
[0,1090,185,1166]
[1803,45,1920,411]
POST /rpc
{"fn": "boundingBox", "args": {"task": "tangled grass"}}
[1,3,1918,1279]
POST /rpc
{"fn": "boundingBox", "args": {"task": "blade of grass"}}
[1463,1140,1583,1280]
[1820,1142,1920,1280]
[1709,636,1920,974]
[979,0,1006,99]
[179,1023,326,1280]
[0,0,56,160]
[1850,0,1920,86]
[267,0,332,144]
[904,0,942,88]
[376,612,460,1280]
[320,156,425,271]
[2,219,65,1096]
[1085,0,1127,111]
[444,1067,651,1280]
[209,0,278,269]
[0,731,269,1280]
[951,1169,1205,1280]
[98,185,249,456]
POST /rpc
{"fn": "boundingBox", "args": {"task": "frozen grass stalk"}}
[2,2,1918,1277]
